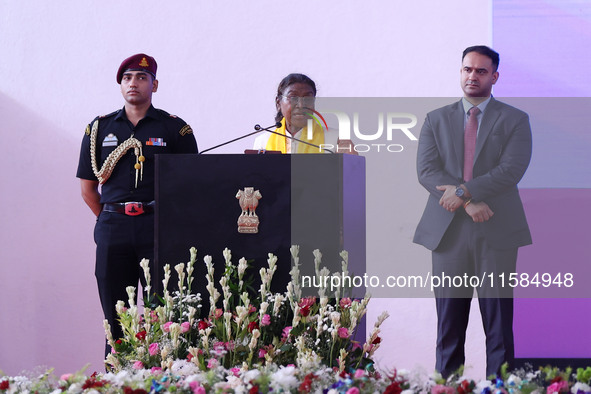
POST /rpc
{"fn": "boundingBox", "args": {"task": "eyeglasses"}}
[280,96,316,107]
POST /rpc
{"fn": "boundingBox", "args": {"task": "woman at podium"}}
[253,73,356,154]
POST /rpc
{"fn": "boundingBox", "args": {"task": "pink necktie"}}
[463,106,480,181]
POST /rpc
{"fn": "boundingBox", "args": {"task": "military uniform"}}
[76,104,197,347]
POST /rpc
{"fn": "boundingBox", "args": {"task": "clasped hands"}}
[436,185,494,223]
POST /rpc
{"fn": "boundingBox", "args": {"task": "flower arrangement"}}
[105,246,388,375]
[2,246,590,393]
[2,364,591,393]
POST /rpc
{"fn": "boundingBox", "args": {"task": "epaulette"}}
[86,110,120,135]
[99,109,121,119]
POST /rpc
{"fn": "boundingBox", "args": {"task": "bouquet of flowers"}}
[105,246,389,375]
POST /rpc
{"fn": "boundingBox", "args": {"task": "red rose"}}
[248,320,259,332]
[0,380,9,390]
[371,336,381,345]
[135,330,147,341]
[197,319,209,331]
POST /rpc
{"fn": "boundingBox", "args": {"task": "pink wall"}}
[0,1,494,377]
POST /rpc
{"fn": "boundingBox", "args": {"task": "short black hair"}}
[462,45,500,72]
[275,73,317,122]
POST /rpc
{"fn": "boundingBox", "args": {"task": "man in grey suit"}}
[414,45,532,377]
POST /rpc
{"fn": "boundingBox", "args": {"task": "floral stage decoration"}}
[1,246,590,393]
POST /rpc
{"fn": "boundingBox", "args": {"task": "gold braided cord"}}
[90,119,143,185]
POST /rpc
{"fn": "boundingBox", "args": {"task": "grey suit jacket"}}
[413,98,533,251]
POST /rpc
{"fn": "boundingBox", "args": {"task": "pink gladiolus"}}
[261,314,271,326]
[180,322,190,333]
[338,327,349,339]
[149,342,159,356]
[60,374,73,381]
[354,369,365,379]
[259,349,267,358]
[346,388,360,394]
[132,361,144,370]
[214,308,223,319]
[162,321,173,332]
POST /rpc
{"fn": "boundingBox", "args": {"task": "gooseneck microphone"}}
[256,123,334,154]
[199,122,281,154]
[199,121,334,154]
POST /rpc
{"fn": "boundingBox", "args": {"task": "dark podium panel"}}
[154,154,366,303]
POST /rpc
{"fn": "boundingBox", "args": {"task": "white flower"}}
[126,286,136,307]
[290,245,300,259]
[171,359,200,376]
[271,365,299,391]
[223,247,232,264]
[572,382,591,393]
[243,369,261,382]
[506,374,522,388]
[475,379,493,393]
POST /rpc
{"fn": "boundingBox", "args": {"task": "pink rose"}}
[346,388,360,394]
[340,298,352,309]
[261,314,271,326]
[150,367,163,374]
[282,326,292,340]
[214,308,223,319]
[431,384,455,394]
[60,374,73,381]
[230,367,241,376]
[207,358,219,369]
[180,322,190,333]
[338,327,350,339]
[132,361,144,370]
[149,342,159,356]
[547,380,569,393]
[259,349,267,358]
[189,382,207,394]
[162,321,173,332]
[354,369,365,379]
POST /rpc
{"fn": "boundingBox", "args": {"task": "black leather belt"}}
[103,201,155,216]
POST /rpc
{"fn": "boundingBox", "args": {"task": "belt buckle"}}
[124,202,144,216]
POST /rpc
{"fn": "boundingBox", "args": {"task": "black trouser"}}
[94,210,155,357]
[432,212,517,378]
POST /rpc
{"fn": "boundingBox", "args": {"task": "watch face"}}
[455,187,464,198]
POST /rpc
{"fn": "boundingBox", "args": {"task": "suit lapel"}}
[475,98,501,161]
[447,100,465,177]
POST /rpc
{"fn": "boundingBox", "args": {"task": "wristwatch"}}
[455,185,467,200]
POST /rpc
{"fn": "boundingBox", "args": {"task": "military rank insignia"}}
[179,125,193,136]
[85,125,91,136]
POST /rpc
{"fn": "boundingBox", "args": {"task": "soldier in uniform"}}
[76,53,198,355]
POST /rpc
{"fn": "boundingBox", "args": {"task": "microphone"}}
[256,122,334,154]
[199,122,281,154]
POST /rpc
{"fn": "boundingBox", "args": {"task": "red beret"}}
[116,53,157,84]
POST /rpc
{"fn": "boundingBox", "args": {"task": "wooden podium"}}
[154,154,366,303]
